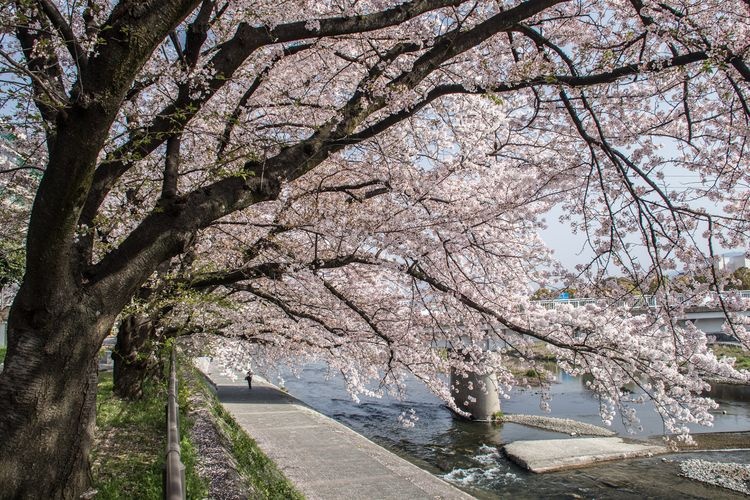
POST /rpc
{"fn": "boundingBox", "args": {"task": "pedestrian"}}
[244,369,253,390]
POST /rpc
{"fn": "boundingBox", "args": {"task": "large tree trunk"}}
[0,4,211,498]
[0,287,116,499]
[113,314,162,400]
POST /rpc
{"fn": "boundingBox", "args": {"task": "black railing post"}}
[164,348,186,500]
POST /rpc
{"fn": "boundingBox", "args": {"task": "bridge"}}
[534,290,750,342]
[535,290,750,310]
[456,291,750,419]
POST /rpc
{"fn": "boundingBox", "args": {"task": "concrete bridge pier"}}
[449,368,501,421]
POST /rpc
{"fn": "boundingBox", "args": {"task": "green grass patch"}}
[177,377,206,499]
[188,371,304,499]
[91,371,207,499]
[0,347,6,363]
[527,342,557,362]
[505,342,557,362]
[712,344,750,371]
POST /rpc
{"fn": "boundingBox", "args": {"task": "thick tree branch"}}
[88,173,280,299]
[190,254,379,289]
[217,43,312,157]
[14,6,68,128]
[184,0,215,69]
[22,0,203,295]
[36,0,89,68]
[161,134,182,200]
[262,0,568,182]
[82,0,466,227]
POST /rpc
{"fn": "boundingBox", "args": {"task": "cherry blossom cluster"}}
[1,0,748,438]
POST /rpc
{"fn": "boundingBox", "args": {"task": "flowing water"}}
[273,363,750,498]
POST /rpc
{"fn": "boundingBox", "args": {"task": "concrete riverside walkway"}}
[201,366,474,500]
[504,437,668,473]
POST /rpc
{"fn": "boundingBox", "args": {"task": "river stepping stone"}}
[505,437,668,473]
[503,414,617,436]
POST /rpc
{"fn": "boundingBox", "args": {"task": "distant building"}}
[717,253,749,274]
[0,133,23,170]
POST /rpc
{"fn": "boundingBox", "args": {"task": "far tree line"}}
[532,267,750,300]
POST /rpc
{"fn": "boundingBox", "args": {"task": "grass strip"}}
[712,345,750,371]
[186,367,304,499]
[91,371,207,499]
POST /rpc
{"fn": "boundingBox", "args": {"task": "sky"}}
[540,133,750,271]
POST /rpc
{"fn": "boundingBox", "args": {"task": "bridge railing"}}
[536,298,598,309]
[535,290,750,310]
[164,349,186,500]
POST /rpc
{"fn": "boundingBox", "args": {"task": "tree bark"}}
[0,3,212,497]
[112,314,161,400]
[0,288,112,498]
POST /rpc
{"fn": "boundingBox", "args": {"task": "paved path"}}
[504,437,667,473]
[202,366,473,500]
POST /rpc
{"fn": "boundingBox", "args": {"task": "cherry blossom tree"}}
[0,0,748,497]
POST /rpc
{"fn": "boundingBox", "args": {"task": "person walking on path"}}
[244,369,253,390]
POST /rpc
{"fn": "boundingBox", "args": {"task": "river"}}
[272,363,750,498]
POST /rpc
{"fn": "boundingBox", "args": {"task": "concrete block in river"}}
[450,369,502,421]
[504,437,668,473]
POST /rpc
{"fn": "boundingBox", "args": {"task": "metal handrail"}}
[535,290,750,310]
[164,349,186,500]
